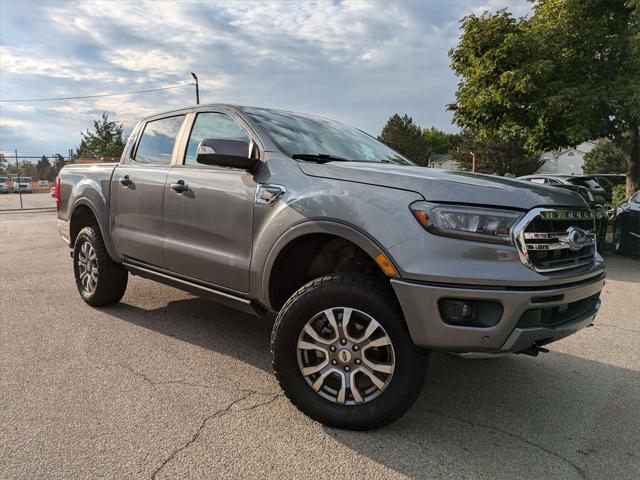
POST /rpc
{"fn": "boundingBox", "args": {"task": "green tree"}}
[451,130,542,176]
[51,154,67,178]
[583,139,629,173]
[0,153,7,175]
[36,155,53,181]
[448,0,640,195]
[422,127,461,162]
[75,113,126,159]
[11,160,37,178]
[379,114,428,165]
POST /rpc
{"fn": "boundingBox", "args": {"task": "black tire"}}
[73,226,128,306]
[271,274,427,430]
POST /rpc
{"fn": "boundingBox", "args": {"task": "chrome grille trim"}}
[512,207,596,273]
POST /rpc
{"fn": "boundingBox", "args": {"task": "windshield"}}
[0,177,7,183]
[16,178,32,183]
[244,107,414,165]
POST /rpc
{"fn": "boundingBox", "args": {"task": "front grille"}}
[514,209,596,273]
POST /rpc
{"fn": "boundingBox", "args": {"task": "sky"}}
[0,0,533,158]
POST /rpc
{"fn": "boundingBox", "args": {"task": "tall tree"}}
[451,130,543,176]
[422,127,461,162]
[583,139,629,174]
[449,0,640,195]
[379,114,428,165]
[53,154,66,177]
[75,113,126,159]
[36,155,52,181]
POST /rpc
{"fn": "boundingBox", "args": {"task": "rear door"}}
[162,111,258,293]
[112,114,186,267]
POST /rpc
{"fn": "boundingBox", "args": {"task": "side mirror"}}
[196,138,258,171]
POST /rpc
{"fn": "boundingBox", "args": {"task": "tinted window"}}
[244,107,413,165]
[184,113,250,165]
[134,115,185,165]
[567,178,602,189]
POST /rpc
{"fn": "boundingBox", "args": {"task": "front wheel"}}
[271,274,427,430]
[73,226,128,306]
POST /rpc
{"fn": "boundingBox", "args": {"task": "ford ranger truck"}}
[56,105,605,430]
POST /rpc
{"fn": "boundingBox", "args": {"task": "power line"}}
[0,82,195,103]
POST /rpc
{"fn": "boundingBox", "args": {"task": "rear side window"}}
[184,112,250,165]
[134,115,185,165]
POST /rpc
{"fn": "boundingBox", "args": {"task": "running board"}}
[123,262,260,317]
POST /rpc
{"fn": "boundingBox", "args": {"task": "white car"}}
[12,177,33,193]
[0,176,8,194]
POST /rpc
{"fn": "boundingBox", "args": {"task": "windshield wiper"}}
[291,153,351,163]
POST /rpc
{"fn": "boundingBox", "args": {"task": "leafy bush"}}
[611,184,628,209]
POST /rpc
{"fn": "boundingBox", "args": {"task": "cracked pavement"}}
[1,212,639,479]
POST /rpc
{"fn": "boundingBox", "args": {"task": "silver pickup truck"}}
[56,104,605,429]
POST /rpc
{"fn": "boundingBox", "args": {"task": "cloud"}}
[0,0,532,154]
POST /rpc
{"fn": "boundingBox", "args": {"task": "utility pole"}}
[15,149,23,210]
[191,72,199,105]
[470,151,476,173]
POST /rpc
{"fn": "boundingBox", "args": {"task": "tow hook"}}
[517,345,550,357]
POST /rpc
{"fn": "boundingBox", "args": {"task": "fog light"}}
[440,299,478,324]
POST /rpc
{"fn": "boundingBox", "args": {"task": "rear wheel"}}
[73,226,128,306]
[271,274,427,430]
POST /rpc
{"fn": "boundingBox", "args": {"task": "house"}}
[429,153,459,170]
[536,141,597,175]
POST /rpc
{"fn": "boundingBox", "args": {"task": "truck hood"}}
[298,162,588,210]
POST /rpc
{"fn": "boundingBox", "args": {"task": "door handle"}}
[170,180,188,193]
[119,175,133,187]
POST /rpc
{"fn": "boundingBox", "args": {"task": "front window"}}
[184,112,250,165]
[244,107,413,165]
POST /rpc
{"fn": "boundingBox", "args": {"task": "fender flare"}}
[259,220,400,310]
[69,197,120,262]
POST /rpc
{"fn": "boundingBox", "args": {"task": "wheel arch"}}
[261,221,400,311]
[69,198,119,261]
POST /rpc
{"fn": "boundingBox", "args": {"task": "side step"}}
[124,262,262,317]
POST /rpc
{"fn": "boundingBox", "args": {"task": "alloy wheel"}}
[77,241,98,294]
[297,307,395,405]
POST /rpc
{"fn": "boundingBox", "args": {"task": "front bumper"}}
[391,273,604,353]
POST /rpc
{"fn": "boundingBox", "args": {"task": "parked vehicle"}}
[12,177,33,193]
[612,190,640,256]
[549,184,608,251]
[594,174,626,187]
[518,174,609,203]
[0,176,8,194]
[56,105,605,429]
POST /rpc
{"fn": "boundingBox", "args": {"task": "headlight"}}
[409,201,522,245]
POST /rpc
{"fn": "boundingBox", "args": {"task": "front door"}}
[163,112,257,293]
[112,114,186,267]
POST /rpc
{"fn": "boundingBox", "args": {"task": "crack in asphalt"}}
[596,323,640,334]
[150,393,283,480]
[426,409,588,480]
[101,362,279,396]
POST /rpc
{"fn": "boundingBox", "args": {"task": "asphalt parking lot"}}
[1,211,638,479]
[0,192,55,211]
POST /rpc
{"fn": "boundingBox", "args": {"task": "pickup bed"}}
[57,104,605,429]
